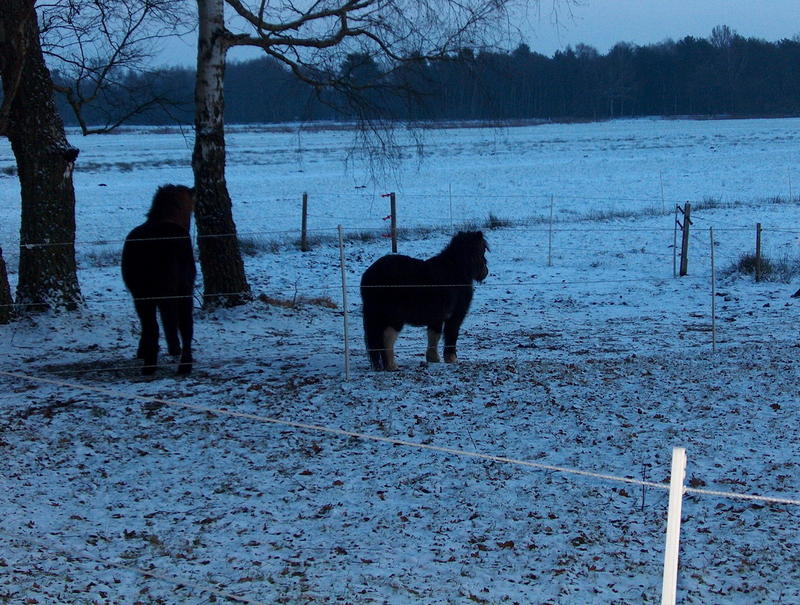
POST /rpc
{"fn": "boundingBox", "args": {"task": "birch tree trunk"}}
[188,0,535,309]
[1,0,82,312]
[192,0,250,307]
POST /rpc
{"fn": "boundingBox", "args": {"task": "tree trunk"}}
[0,247,13,323]
[1,1,82,312]
[192,0,250,307]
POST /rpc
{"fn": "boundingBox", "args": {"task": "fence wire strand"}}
[1,369,799,507]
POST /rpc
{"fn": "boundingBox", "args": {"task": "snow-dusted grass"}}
[2,118,800,604]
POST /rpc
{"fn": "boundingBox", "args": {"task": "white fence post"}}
[710,227,717,352]
[661,447,687,605]
[548,195,555,267]
[338,225,350,380]
[673,206,678,278]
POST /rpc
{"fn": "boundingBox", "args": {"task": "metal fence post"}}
[338,225,350,380]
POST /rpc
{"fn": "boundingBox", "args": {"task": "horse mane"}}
[440,231,488,255]
[147,184,194,222]
[428,230,489,285]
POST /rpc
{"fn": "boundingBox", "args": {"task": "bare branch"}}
[38,0,194,133]
[212,0,524,133]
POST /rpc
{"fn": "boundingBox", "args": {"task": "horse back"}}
[360,254,472,326]
[361,254,427,286]
[122,221,196,298]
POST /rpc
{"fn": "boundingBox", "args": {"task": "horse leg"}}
[134,300,159,375]
[426,324,442,363]
[176,296,193,375]
[158,300,181,356]
[383,326,400,371]
[443,315,465,364]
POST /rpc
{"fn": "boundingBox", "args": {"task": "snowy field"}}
[1,117,800,604]
[2,116,800,256]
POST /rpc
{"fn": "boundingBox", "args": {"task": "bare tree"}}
[194,0,546,307]
[192,0,249,307]
[0,12,22,320]
[1,0,82,312]
[39,0,192,134]
[1,0,191,317]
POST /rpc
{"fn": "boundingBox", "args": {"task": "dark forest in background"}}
[53,27,800,127]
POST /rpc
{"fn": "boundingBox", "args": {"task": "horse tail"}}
[362,309,385,370]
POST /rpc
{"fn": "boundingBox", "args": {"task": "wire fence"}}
[2,188,799,255]
[3,368,799,508]
[1,366,799,603]
[3,196,800,601]
[3,209,799,374]
[2,206,798,304]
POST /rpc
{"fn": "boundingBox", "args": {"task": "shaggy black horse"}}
[360,231,489,371]
[121,184,196,375]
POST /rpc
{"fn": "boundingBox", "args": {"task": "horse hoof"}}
[141,365,157,376]
[177,363,192,375]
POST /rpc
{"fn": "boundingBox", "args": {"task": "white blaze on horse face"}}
[383,327,399,371]
[426,329,441,363]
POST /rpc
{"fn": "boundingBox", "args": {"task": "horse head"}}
[147,184,195,230]
[453,231,489,282]
[475,232,489,282]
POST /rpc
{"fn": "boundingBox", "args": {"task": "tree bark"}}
[192,0,250,307]
[0,247,13,323]
[1,0,82,312]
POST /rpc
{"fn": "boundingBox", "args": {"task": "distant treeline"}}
[55,26,800,127]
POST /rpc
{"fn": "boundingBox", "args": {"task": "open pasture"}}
[1,118,800,603]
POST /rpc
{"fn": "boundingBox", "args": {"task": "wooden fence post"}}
[755,223,762,282]
[380,192,398,252]
[449,184,454,233]
[390,192,397,253]
[677,202,692,276]
[661,447,687,605]
[300,192,310,252]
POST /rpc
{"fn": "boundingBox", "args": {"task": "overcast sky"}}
[157,0,800,65]
[523,0,800,55]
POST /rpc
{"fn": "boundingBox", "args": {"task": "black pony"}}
[121,184,196,375]
[360,231,489,371]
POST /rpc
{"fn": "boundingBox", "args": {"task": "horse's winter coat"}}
[121,184,196,375]
[360,231,489,370]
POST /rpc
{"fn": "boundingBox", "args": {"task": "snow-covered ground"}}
[1,118,800,604]
[2,116,800,254]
